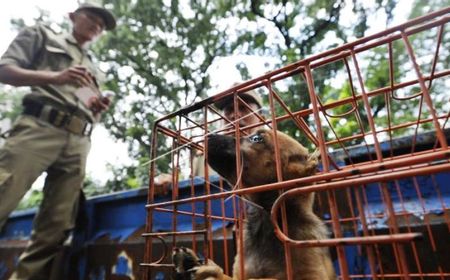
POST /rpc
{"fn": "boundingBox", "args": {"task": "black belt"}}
[22,100,93,137]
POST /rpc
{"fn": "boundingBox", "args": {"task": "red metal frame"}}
[142,7,450,280]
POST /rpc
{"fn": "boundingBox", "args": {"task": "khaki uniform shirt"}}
[0,24,104,123]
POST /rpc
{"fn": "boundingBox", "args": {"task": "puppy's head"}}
[207,129,318,187]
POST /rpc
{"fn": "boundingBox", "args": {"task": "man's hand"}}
[153,173,173,196]
[51,66,94,87]
[88,95,111,114]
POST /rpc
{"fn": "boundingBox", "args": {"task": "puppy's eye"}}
[249,134,264,143]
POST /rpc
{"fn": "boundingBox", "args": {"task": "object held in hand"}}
[101,90,115,101]
[74,86,100,107]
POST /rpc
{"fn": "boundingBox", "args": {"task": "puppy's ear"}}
[285,150,319,179]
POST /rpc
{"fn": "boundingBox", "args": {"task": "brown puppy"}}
[181,129,336,280]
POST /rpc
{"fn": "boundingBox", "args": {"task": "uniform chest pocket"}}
[40,44,73,71]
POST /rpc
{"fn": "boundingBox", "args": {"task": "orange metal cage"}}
[142,7,450,280]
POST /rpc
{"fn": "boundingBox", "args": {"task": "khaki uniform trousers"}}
[0,115,91,280]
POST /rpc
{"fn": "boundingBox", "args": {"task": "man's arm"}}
[0,64,111,117]
[0,25,111,116]
[0,64,93,87]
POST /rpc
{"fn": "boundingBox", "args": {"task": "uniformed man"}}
[192,89,264,177]
[154,88,264,191]
[0,3,116,279]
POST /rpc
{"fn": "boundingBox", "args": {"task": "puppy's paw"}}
[191,262,224,280]
[172,247,202,278]
[172,247,227,280]
[308,149,320,164]
[305,149,320,174]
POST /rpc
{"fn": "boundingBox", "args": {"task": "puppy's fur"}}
[178,129,335,280]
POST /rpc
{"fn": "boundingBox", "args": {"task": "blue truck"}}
[1,130,449,280]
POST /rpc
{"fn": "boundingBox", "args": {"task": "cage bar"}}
[142,7,450,280]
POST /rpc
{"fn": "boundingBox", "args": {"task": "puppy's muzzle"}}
[207,134,237,180]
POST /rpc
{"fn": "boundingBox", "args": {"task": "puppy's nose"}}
[207,133,233,144]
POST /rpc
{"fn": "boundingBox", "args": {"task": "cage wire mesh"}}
[142,7,450,280]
